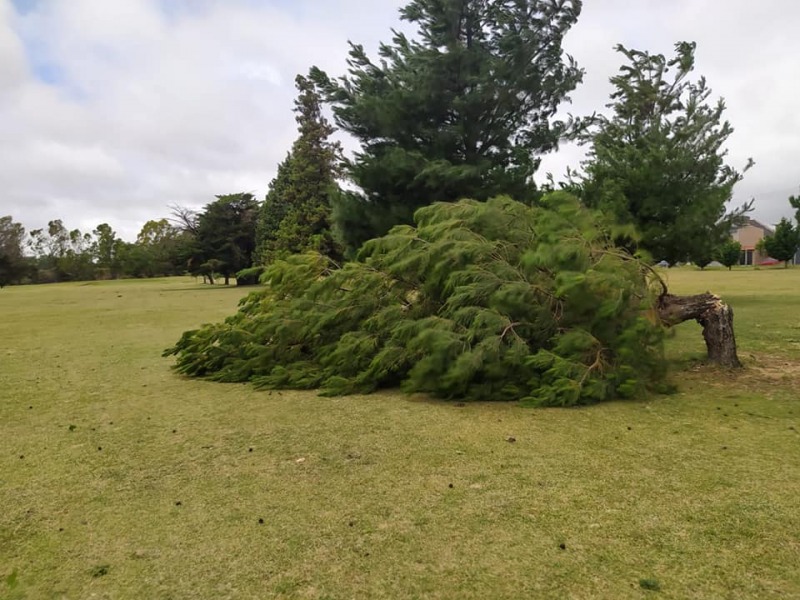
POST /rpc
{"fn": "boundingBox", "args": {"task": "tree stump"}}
[656,292,741,368]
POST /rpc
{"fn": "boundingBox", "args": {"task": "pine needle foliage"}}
[165,194,666,406]
[580,42,752,265]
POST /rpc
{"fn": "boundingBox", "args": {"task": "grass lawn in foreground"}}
[1,270,799,599]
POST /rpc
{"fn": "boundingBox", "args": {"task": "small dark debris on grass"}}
[98,447,102,451]
[175,501,182,506]
[258,518,265,524]
[172,429,177,433]
[58,527,64,532]
[559,543,566,550]
[627,426,632,431]
[789,426,796,431]
[716,407,721,411]
[249,447,254,453]
[639,578,661,591]
[90,564,110,578]
[506,436,516,443]
[68,425,77,432]
[28,406,32,410]
[19,455,24,459]
[349,521,354,527]
[721,446,728,450]
[448,483,454,488]
[109,421,113,425]
[723,413,728,417]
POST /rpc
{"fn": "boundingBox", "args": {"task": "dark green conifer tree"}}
[195,193,260,285]
[311,0,584,252]
[255,75,342,264]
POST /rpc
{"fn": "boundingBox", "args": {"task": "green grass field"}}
[2,269,799,599]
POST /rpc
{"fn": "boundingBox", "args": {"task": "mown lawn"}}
[1,270,798,599]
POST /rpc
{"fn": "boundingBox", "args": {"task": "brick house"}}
[731,218,774,265]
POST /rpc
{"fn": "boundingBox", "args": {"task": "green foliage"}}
[0,216,27,288]
[762,218,800,267]
[580,42,752,264]
[256,76,341,264]
[27,220,96,282]
[310,0,584,252]
[165,194,666,406]
[235,266,265,286]
[790,195,800,225]
[195,193,260,284]
[91,223,120,275]
[716,240,742,270]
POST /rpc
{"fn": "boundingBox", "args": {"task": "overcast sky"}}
[1,0,798,241]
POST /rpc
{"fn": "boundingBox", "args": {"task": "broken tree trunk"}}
[656,292,742,368]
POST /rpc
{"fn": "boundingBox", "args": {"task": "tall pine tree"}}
[310,0,584,253]
[255,75,342,265]
[580,42,752,264]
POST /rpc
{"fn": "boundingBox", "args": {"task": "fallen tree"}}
[165,194,740,406]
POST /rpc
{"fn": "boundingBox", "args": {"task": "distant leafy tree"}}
[195,193,260,285]
[28,220,95,282]
[256,75,342,264]
[716,240,742,270]
[92,223,121,278]
[0,216,28,288]
[137,219,185,276]
[311,0,584,252]
[762,218,800,267]
[166,194,672,407]
[580,42,752,264]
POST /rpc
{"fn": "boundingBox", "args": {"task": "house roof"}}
[733,217,774,235]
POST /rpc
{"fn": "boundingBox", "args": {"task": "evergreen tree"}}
[762,218,799,267]
[580,42,752,264]
[716,239,741,270]
[256,75,342,264]
[195,193,260,285]
[166,194,668,407]
[310,0,584,252]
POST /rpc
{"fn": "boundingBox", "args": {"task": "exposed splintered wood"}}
[657,292,742,368]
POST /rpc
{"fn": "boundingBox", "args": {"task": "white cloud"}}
[0,0,798,242]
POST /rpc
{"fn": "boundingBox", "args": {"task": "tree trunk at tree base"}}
[656,292,742,368]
